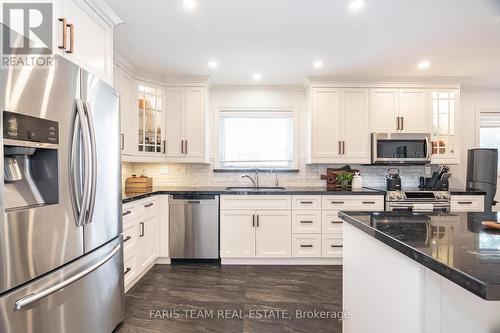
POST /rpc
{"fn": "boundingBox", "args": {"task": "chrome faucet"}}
[241,174,257,187]
[272,168,279,187]
[255,169,259,188]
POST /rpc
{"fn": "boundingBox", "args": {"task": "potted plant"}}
[336,172,353,188]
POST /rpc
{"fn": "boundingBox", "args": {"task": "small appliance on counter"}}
[386,168,402,191]
[466,148,498,212]
[125,174,153,194]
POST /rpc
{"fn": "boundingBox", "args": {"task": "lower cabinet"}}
[220,209,292,258]
[122,197,160,292]
[450,195,485,212]
[220,194,385,262]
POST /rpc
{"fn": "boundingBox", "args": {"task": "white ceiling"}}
[106,0,500,85]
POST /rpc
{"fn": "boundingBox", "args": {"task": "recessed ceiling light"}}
[208,60,218,69]
[349,0,365,11]
[252,73,262,81]
[417,60,430,70]
[313,60,324,69]
[183,0,197,10]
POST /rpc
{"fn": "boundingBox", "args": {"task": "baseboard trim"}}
[221,258,342,265]
[155,257,171,264]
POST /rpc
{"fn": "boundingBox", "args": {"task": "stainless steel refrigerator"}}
[466,148,498,212]
[0,55,124,332]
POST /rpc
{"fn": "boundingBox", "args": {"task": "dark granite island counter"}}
[339,211,500,333]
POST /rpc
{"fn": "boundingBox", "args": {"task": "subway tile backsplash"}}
[122,160,438,189]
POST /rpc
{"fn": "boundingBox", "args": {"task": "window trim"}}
[214,107,298,170]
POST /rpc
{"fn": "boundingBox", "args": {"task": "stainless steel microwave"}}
[371,133,431,164]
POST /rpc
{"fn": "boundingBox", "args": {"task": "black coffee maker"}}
[386,168,402,191]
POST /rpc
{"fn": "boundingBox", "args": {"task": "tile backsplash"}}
[122,160,437,189]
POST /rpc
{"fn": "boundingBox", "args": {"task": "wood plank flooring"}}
[116,264,342,333]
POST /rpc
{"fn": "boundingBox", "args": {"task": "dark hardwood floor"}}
[116,264,343,333]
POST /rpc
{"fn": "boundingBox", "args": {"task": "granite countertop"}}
[122,186,385,203]
[339,211,500,300]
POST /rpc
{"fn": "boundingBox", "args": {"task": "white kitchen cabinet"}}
[309,87,370,163]
[113,64,134,155]
[292,210,322,233]
[220,211,256,258]
[371,88,430,134]
[137,213,159,271]
[292,234,322,257]
[450,195,485,213]
[430,89,460,164]
[255,211,291,258]
[136,82,165,156]
[55,0,116,84]
[164,87,207,162]
[310,88,341,161]
[321,234,343,258]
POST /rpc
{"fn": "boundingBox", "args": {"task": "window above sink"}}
[217,110,296,169]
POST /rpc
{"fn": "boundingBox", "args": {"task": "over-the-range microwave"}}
[371,133,431,165]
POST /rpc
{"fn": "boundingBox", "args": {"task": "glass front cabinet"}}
[430,89,460,164]
[136,82,165,156]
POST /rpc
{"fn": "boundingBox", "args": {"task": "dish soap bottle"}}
[352,172,363,189]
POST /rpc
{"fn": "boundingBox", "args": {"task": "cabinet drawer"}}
[322,234,343,258]
[220,195,291,210]
[292,211,322,233]
[123,222,138,257]
[123,252,138,288]
[292,196,321,210]
[122,203,137,223]
[292,234,321,257]
[322,211,343,233]
[322,195,384,211]
[451,195,484,212]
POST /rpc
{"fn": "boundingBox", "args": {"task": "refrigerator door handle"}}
[69,99,91,227]
[14,243,121,311]
[83,102,97,225]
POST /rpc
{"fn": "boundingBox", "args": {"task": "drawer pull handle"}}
[300,220,314,224]
[140,222,145,237]
[300,201,313,204]
[331,221,343,224]
[124,267,131,276]
[362,201,376,204]
[458,201,473,205]
[124,236,131,243]
[331,245,343,248]
[122,210,132,216]
[300,244,313,248]
[331,201,345,204]
[144,203,154,208]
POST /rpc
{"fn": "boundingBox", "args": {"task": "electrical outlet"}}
[425,166,431,176]
[160,167,169,175]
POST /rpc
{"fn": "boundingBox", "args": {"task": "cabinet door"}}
[182,87,206,158]
[430,89,460,164]
[165,87,183,157]
[220,211,256,258]
[310,88,341,161]
[398,89,430,133]
[114,65,134,155]
[340,88,370,163]
[137,83,165,156]
[255,210,291,258]
[62,0,113,84]
[370,88,398,132]
[138,214,158,272]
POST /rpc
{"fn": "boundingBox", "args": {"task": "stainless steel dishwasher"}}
[169,194,219,259]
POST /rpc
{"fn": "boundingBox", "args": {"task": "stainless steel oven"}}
[386,191,451,213]
[371,133,431,164]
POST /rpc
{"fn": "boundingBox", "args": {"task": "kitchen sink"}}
[225,186,287,192]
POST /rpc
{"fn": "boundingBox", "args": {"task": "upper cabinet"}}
[371,88,431,133]
[309,87,370,164]
[54,0,118,84]
[165,87,207,162]
[137,83,165,155]
[113,64,135,155]
[430,89,460,164]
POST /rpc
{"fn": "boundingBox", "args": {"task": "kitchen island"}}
[339,211,500,333]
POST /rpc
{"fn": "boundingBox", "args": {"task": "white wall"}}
[451,89,500,193]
